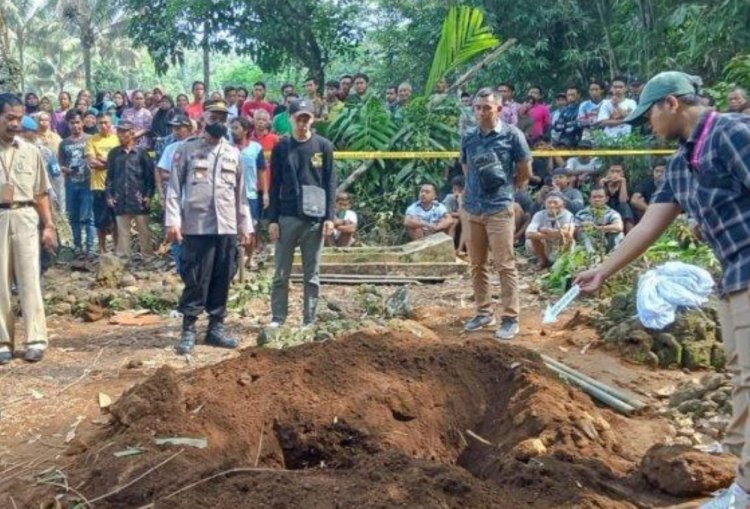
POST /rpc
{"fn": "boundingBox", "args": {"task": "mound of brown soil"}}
[14,326,687,508]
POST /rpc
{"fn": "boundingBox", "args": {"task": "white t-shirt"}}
[333,209,358,246]
[526,208,575,234]
[526,208,575,259]
[597,98,637,138]
[566,156,602,175]
[337,209,358,226]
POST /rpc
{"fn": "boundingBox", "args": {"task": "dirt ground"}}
[0,272,730,508]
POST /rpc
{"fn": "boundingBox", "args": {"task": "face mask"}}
[205,122,227,139]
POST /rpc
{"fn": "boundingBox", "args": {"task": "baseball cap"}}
[288,99,314,117]
[116,120,135,130]
[168,113,191,127]
[552,167,569,176]
[21,116,38,132]
[624,71,702,126]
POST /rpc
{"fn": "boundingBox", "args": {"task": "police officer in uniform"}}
[0,93,57,364]
[165,100,253,354]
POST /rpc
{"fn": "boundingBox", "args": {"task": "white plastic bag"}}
[636,261,714,329]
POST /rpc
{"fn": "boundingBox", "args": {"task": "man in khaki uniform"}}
[165,100,253,355]
[0,94,57,364]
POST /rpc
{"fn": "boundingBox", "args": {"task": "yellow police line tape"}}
[149,149,674,160]
[328,149,674,160]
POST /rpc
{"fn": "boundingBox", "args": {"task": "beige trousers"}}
[719,290,750,491]
[466,208,519,319]
[0,208,48,352]
[115,214,153,257]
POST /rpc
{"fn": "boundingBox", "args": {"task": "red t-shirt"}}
[527,103,551,141]
[252,131,280,191]
[185,101,204,120]
[241,100,274,120]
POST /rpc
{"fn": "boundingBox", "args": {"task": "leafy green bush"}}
[540,217,718,296]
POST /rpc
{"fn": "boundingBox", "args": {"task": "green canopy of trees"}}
[3,0,748,97]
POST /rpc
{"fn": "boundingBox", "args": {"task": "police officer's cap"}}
[204,100,229,114]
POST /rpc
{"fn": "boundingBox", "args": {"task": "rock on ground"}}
[640,444,736,496]
[96,254,125,289]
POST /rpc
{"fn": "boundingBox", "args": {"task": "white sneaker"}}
[701,482,750,509]
[268,321,282,328]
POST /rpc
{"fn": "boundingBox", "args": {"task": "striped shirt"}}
[652,111,750,295]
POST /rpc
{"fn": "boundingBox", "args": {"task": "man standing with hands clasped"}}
[106,120,155,258]
[165,100,253,355]
[0,93,57,364]
[575,72,750,509]
[461,88,532,340]
[267,99,336,327]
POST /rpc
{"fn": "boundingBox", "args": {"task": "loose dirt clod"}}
[9,327,721,508]
[640,444,736,496]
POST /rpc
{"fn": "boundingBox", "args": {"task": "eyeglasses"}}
[473,105,494,112]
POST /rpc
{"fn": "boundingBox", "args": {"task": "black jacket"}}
[267,134,336,222]
[105,146,155,215]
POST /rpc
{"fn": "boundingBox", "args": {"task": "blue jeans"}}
[65,181,94,252]
[170,242,182,273]
[248,198,261,227]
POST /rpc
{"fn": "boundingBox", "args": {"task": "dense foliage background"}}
[2,0,748,99]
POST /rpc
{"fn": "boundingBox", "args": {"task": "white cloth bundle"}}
[636,261,714,329]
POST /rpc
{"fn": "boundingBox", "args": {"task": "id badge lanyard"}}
[690,111,717,171]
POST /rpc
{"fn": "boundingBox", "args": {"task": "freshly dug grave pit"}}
[13,326,707,508]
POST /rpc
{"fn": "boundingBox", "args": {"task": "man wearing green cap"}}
[576,71,750,509]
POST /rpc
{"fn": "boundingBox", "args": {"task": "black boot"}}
[176,316,198,355]
[205,317,238,349]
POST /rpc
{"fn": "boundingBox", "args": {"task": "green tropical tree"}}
[0,8,21,92]
[25,24,85,92]
[57,0,124,90]
[336,5,495,193]
[117,0,236,90]
[1,0,44,91]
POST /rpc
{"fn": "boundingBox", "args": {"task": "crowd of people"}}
[4,66,750,509]
[413,154,667,272]
[2,75,749,352]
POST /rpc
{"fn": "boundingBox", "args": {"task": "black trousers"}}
[178,235,239,320]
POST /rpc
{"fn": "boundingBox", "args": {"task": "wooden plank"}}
[289,275,442,285]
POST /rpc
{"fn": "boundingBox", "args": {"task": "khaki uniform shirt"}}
[0,137,50,203]
[165,137,252,236]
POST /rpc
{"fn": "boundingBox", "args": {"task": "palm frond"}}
[425,5,499,94]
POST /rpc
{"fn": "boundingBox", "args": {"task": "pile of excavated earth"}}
[9,323,735,508]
